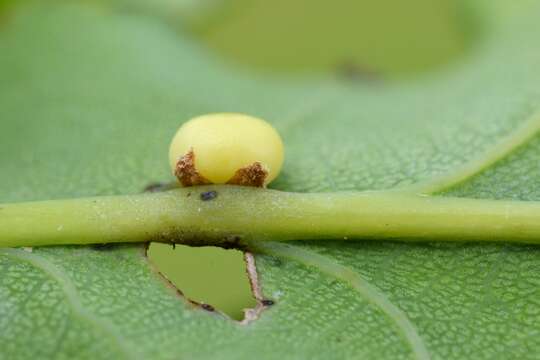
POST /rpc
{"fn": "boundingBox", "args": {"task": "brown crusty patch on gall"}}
[174,149,210,187]
[226,162,268,188]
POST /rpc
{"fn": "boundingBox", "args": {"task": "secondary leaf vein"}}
[402,108,540,194]
[0,249,139,360]
[253,242,430,360]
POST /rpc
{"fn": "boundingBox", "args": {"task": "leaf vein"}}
[0,249,139,360]
[402,108,540,194]
[254,242,430,360]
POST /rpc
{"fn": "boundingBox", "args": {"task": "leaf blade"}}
[2,1,540,359]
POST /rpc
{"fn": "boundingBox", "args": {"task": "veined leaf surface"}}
[1,1,540,359]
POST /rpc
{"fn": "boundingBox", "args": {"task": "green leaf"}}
[2,1,540,359]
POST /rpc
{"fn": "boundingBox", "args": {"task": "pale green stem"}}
[2,185,540,248]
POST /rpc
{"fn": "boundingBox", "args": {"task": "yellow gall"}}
[168,113,284,187]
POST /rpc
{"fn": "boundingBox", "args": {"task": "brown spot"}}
[261,299,275,306]
[201,303,215,312]
[219,235,245,250]
[174,149,211,187]
[336,60,381,83]
[92,243,116,251]
[227,162,268,187]
[143,242,151,257]
[143,181,178,192]
[144,182,164,192]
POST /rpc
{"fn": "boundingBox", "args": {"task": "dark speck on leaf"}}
[261,299,275,306]
[201,303,215,312]
[144,182,176,193]
[336,60,381,83]
[144,182,165,192]
[200,190,218,201]
[92,243,116,251]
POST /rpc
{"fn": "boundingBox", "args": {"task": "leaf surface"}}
[2,1,540,359]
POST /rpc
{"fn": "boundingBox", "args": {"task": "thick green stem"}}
[2,186,540,248]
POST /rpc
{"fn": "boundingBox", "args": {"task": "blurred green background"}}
[195,0,473,76]
[146,0,475,320]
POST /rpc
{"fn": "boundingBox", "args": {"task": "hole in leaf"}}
[193,0,477,77]
[147,243,256,320]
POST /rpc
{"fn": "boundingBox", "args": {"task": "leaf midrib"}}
[253,108,540,359]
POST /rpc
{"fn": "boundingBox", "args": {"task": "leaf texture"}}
[2,1,540,359]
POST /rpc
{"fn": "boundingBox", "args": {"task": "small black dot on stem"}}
[200,191,218,201]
